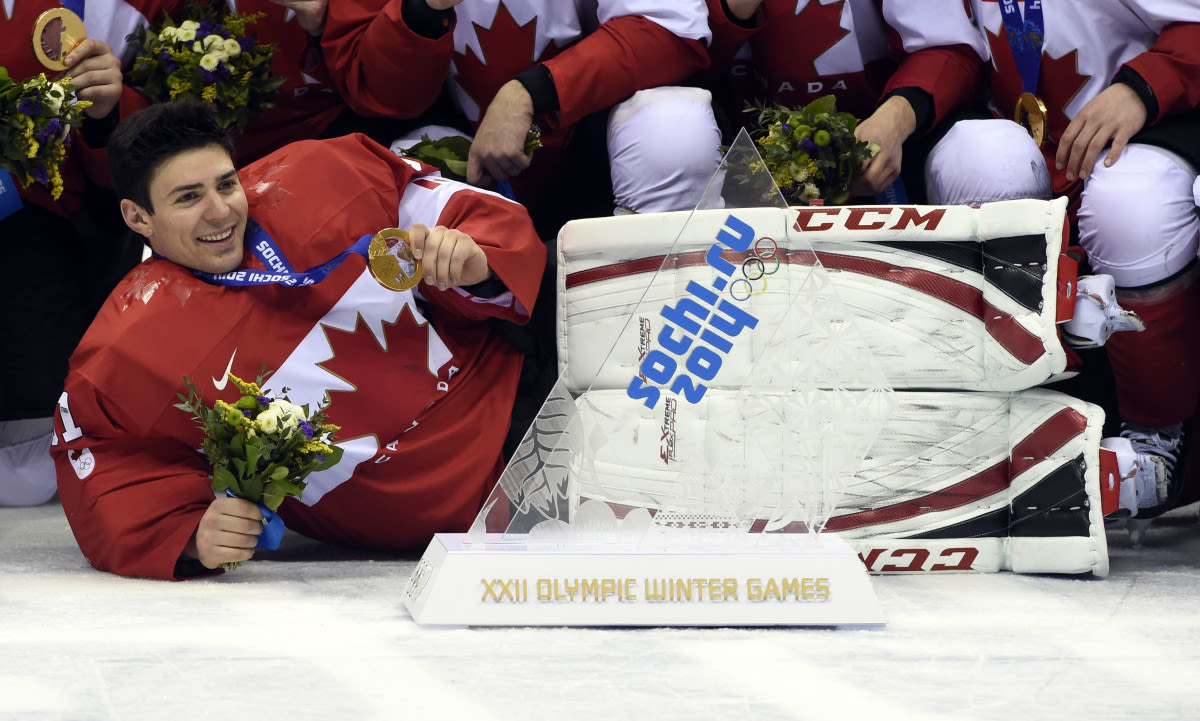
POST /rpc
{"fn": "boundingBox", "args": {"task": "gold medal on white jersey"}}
[367,228,423,292]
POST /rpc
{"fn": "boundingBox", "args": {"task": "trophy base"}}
[402,532,885,628]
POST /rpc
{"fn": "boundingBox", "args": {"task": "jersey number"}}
[53,391,84,445]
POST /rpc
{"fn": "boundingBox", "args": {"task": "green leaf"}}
[240,474,264,502]
[803,95,837,117]
[211,465,238,495]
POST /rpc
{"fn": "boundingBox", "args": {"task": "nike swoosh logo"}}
[212,348,238,390]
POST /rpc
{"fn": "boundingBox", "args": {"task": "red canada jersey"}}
[108,0,346,163]
[970,0,1200,160]
[707,0,988,127]
[51,134,546,579]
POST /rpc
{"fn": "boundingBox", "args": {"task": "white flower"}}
[158,26,177,41]
[223,38,241,57]
[256,400,305,436]
[176,27,197,42]
[202,34,225,51]
[43,82,66,113]
[179,20,200,31]
[199,53,221,72]
[192,41,203,53]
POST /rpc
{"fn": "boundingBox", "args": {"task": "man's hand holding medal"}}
[368,224,492,293]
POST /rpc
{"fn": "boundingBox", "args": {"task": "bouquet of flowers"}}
[0,67,91,200]
[125,2,284,130]
[744,95,879,205]
[175,371,342,556]
[401,127,543,183]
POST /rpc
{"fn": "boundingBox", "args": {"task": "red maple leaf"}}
[454,3,562,118]
[986,26,1092,144]
[317,305,445,439]
[748,0,883,116]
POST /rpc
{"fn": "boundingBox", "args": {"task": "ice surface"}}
[2,501,1198,721]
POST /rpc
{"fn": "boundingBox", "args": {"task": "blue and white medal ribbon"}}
[186,222,374,288]
[998,0,1048,146]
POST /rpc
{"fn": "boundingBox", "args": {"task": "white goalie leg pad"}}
[569,387,1110,576]
[559,200,1074,394]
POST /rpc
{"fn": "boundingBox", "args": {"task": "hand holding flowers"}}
[0,67,91,199]
[176,372,342,566]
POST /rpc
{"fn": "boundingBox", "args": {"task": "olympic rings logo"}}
[728,236,781,301]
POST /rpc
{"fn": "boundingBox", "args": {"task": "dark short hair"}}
[107,101,236,213]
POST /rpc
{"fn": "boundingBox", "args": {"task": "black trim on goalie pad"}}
[877,233,1049,313]
[892,457,1092,542]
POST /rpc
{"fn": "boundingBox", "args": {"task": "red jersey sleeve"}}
[542,14,709,129]
[412,180,545,323]
[53,375,217,581]
[1121,21,1200,121]
[883,44,983,128]
[321,0,455,118]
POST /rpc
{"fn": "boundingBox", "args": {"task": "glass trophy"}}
[403,131,895,626]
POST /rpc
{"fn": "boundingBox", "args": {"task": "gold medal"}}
[368,228,423,292]
[1014,91,1049,148]
[33,8,86,72]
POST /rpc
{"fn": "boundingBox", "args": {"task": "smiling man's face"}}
[121,144,248,274]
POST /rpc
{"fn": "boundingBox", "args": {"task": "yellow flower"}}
[202,85,218,102]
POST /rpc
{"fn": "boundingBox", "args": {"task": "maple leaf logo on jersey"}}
[987,27,1091,143]
[748,0,882,115]
[316,304,451,439]
[453,3,562,115]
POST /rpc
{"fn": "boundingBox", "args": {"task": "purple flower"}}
[298,420,314,439]
[39,117,63,144]
[197,20,214,37]
[164,62,179,74]
[158,50,172,62]
[31,165,49,185]
[238,36,256,52]
[201,69,219,83]
[801,138,818,153]
[17,98,41,116]
[781,123,792,133]
[316,454,326,463]
[242,409,252,417]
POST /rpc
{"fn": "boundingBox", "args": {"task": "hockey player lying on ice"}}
[51,101,545,580]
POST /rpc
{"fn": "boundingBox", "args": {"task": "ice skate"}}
[1100,423,1184,547]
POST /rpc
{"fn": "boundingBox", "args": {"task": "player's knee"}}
[609,87,722,213]
[1078,145,1199,287]
[925,119,1050,205]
